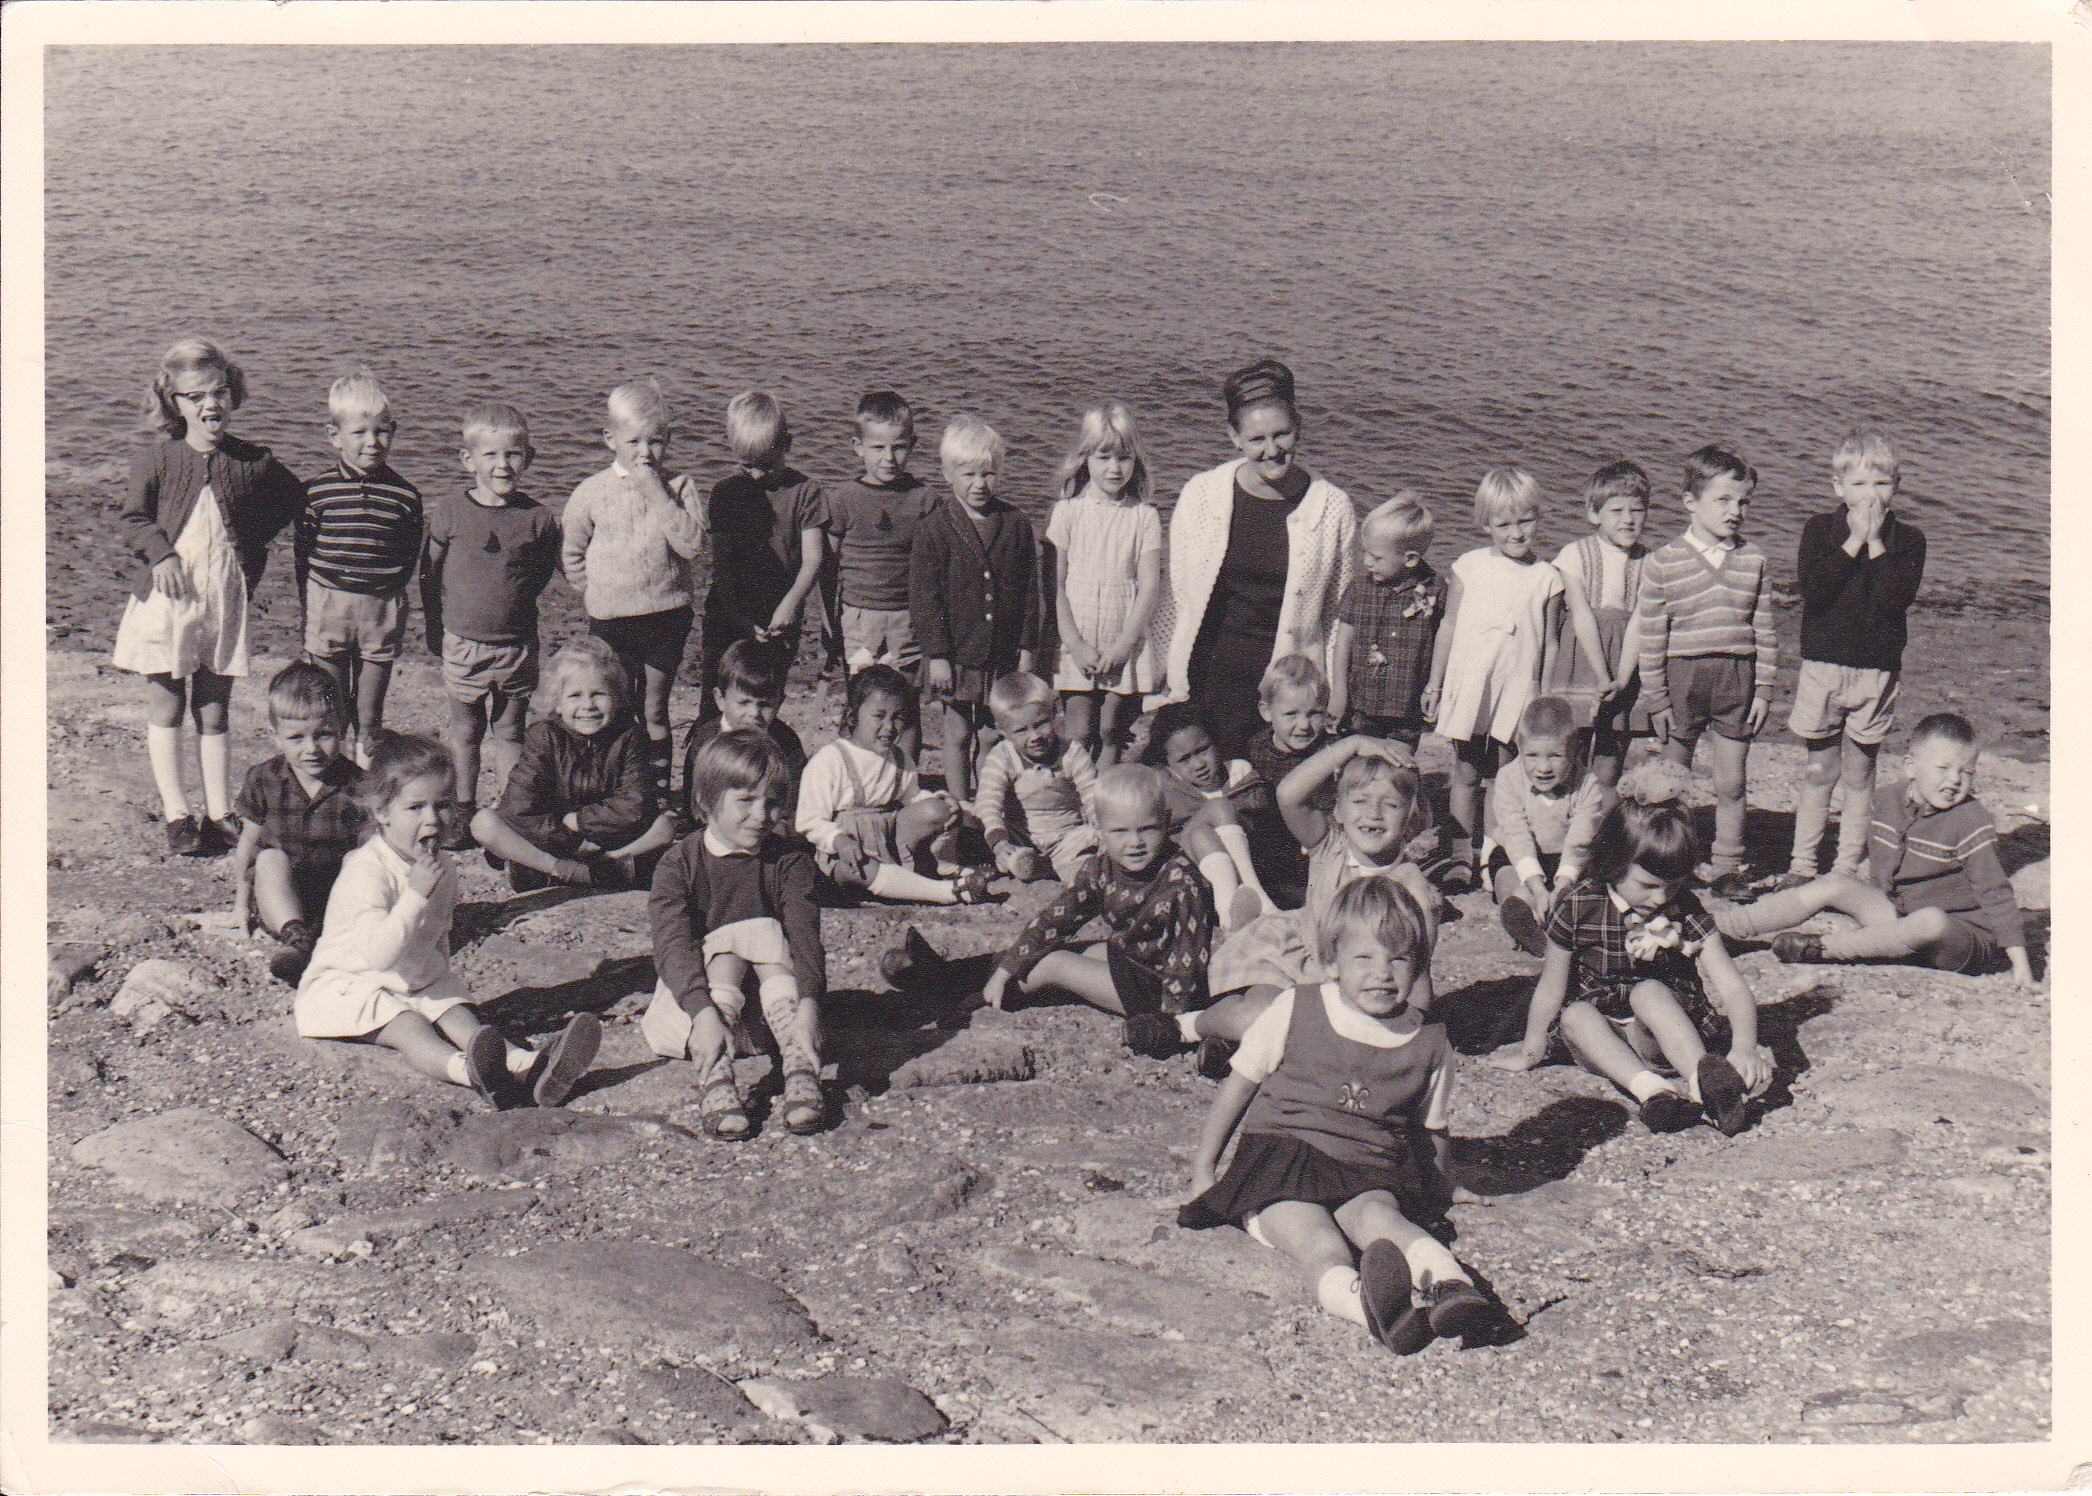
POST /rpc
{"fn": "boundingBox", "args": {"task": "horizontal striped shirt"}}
[1868,783,2024,949]
[1635,533,1775,714]
[295,460,424,596]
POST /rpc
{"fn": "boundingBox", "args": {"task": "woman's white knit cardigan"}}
[1147,459,1357,708]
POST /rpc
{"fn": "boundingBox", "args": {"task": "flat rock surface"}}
[41,630,2051,1446]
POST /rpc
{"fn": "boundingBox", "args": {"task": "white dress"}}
[110,483,251,679]
[295,836,472,1037]
[1047,491,1162,695]
[1433,547,1563,745]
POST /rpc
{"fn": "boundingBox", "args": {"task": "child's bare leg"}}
[487,690,529,790]
[1559,1000,1683,1100]
[314,651,357,733]
[374,1010,468,1082]
[1818,904,1959,964]
[1338,1190,1467,1291]
[446,697,488,810]
[189,670,235,820]
[436,1004,535,1078]
[1787,736,1841,878]
[1063,691,1097,762]
[1832,737,1881,876]
[940,700,977,806]
[604,813,679,865]
[251,849,304,935]
[1193,984,1280,1042]
[1705,734,1750,874]
[1447,740,1486,873]
[1250,1200,1371,1325]
[1625,979,1709,1089]
[141,674,192,821]
[1019,946,1124,1014]
[471,808,580,881]
[706,951,752,1021]
[1097,691,1132,768]
[357,658,393,744]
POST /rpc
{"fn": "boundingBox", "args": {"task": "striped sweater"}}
[1868,783,2024,949]
[1635,534,1776,714]
[295,460,424,596]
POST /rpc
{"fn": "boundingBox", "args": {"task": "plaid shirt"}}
[235,755,366,879]
[1543,879,1715,1019]
[1337,564,1440,718]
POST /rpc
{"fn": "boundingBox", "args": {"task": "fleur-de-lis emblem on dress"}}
[1337,1079,1370,1112]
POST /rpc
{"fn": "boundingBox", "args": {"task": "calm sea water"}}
[44,43,2049,598]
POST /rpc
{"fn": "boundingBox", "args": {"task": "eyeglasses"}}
[172,386,231,405]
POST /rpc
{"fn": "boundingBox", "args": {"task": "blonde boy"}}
[1330,494,1442,748]
[975,671,1099,883]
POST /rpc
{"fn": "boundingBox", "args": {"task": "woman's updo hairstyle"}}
[1221,357,1298,430]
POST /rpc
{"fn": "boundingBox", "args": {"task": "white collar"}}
[702,828,753,858]
[612,460,631,480]
[1683,528,1735,563]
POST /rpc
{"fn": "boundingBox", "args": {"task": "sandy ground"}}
[41,575,2051,1445]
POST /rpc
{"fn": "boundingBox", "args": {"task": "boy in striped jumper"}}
[295,370,423,763]
[1637,445,1774,900]
[1733,714,2033,987]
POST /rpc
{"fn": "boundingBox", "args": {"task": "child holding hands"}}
[295,734,600,1108]
[1547,460,1653,788]
[974,672,1100,884]
[1047,401,1163,766]
[1491,769,1772,1137]
[1179,876,1494,1356]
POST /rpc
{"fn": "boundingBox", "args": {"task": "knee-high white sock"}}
[1212,823,1277,913]
[1317,1265,1367,1325]
[1398,1235,1467,1293]
[198,731,232,820]
[1198,852,1243,924]
[869,862,956,904]
[1789,776,1832,875]
[147,724,189,820]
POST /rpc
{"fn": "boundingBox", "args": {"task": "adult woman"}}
[1155,359,1356,759]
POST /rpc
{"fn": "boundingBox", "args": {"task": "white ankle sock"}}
[869,862,955,904]
[1626,1069,1669,1103]
[147,724,189,820]
[506,1045,536,1075]
[445,1052,471,1086]
[1212,823,1276,913]
[1400,1236,1466,1292]
[1175,1012,1202,1043]
[198,732,232,820]
[1317,1265,1367,1325]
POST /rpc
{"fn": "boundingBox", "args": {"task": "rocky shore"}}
[42,580,2050,1446]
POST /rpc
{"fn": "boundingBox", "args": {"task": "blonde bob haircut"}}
[726,391,791,467]
[1315,871,1430,968]
[328,368,392,425]
[940,413,1005,474]
[1090,762,1168,827]
[1473,467,1544,529]
[1053,400,1153,504]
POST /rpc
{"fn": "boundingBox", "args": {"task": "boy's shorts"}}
[814,805,906,880]
[591,605,695,679]
[1042,823,1101,882]
[1919,909,2004,975]
[1788,659,1899,746]
[305,582,409,664]
[442,632,538,707]
[1345,711,1425,751]
[842,606,920,673]
[1663,655,1757,743]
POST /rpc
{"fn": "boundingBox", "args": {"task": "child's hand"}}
[1067,636,1099,678]
[1450,1185,1493,1207]
[832,832,865,884]
[925,659,954,697]
[1488,1040,1543,1073]
[150,556,194,605]
[406,844,448,896]
[1523,875,1550,912]
[1728,1044,1772,1095]
[1649,706,1674,744]
[1744,695,1769,735]
[1419,684,1439,721]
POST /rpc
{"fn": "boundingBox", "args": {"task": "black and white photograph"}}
[3,1,2079,1490]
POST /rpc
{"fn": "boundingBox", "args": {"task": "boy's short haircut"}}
[843,662,913,733]
[1361,492,1433,548]
[1517,695,1580,745]
[726,391,791,466]
[1091,762,1167,825]
[940,414,1005,473]
[1831,426,1902,483]
[690,727,792,817]
[1909,711,1976,751]
[715,637,790,703]
[853,390,914,438]
[535,635,632,720]
[268,660,346,726]
[355,733,455,815]
[988,670,1057,723]
[327,368,391,426]
[1474,467,1543,528]
[1258,653,1328,709]
[1315,873,1429,967]
[1584,460,1651,511]
[606,379,670,434]
[1683,444,1758,497]
[461,401,530,448]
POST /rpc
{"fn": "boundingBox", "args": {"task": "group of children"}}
[109,334,2037,1358]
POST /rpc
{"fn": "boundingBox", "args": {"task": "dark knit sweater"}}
[1795,507,1926,672]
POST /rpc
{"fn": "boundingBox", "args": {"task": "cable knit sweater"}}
[1152,460,1356,707]
[561,463,708,619]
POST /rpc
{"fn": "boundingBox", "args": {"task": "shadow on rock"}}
[1454,1095,1629,1198]
[451,885,592,950]
[481,954,656,1038]
[1996,819,2049,876]
[1726,980,1836,1122]
[1441,975,1534,1056]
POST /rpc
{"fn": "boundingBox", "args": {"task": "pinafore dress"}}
[110,484,251,679]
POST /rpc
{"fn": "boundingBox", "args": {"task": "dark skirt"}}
[1177,1130,1449,1232]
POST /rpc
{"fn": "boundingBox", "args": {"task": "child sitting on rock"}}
[1140,701,1280,931]
[472,636,677,890]
[973,670,1100,884]
[981,763,1217,1058]
[227,661,365,985]
[1489,695,1607,958]
[295,733,599,1107]
[1490,765,1772,1136]
[1179,875,1495,1356]
[645,730,827,1139]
